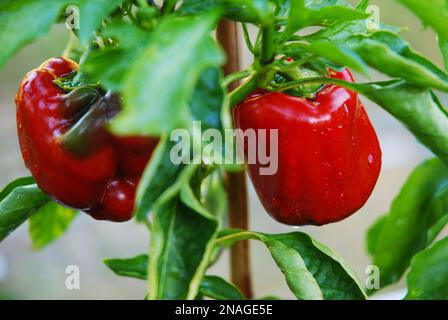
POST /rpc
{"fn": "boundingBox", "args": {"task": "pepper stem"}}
[228,76,258,107]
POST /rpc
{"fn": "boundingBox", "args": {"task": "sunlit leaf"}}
[217,229,366,300]
[0,0,65,68]
[406,237,448,300]
[111,14,224,135]
[28,201,77,249]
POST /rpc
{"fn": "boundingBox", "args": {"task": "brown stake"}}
[217,20,253,299]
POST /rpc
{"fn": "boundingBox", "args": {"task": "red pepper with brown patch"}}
[15,57,158,222]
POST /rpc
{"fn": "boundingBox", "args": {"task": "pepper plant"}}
[1,0,448,300]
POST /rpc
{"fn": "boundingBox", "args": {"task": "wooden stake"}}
[217,20,253,299]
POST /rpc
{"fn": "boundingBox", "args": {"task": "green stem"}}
[273,76,357,92]
[161,0,176,14]
[72,45,91,84]
[242,23,254,53]
[228,76,258,107]
[214,231,257,246]
[63,31,79,60]
[261,25,275,65]
[253,28,262,53]
[223,69,252,87]
[274,56,315,72]
[144,219,152,232]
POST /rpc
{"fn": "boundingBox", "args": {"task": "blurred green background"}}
[0,0,447,299]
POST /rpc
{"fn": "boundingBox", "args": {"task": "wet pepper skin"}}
[233,69,381,226]
[15,57,158,222]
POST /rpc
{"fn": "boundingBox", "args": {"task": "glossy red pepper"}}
[233,68,381,226]
[15,57,158,222]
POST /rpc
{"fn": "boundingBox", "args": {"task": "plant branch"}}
[228,76,258,106]
[242,23,254,53]
[223,69,252,88]
[63,31,81,60]
[261,25,275,65]
[144,219,152,232]
[273,76,357,92]
[217,19,253,300]
[161,0,176,14]
[274,55,315,72]
[215,231,259,245]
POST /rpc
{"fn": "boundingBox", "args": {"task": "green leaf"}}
[0,177,35,201]
[257,295,282,300]
[104,255,244,300]
[148,165,219,300]
[84,49,133,91]
[347,32,448,91]
[217,229,366,300]
[271,233,366,300]
[178,0,272,24]
[439,36,448,72]
[83,20,151,91]
[28,201,78,250]
[405,237,448,300]
[189,67,227,165]
[178,0,223,15]
[347,81,448,165]
[366,158,448,289]
[396,0,448,39]
[202,171,227,223]
[425,184,448,245]
[104,254,149,280]
[305,14,402,42]
[355,0,369,10]
[427,214,448,246]
[366,214,387,256]
[111,14,225,136]
[0,0,132,69]
[190,67,226,132]
[367,32,448,82]
[202,171,228,267]
[267,239,323,299]
[285,0,368,37]
[0,0,65,69]
[74,0,126,44]
[135,137,184,221]
[0,179,49,242]
[199,275,245,300]
[287,40,369,76]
